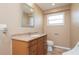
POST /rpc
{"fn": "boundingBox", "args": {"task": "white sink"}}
[30,34,40,37]
[16,33,40,38]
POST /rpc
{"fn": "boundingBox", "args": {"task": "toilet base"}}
[48,45,54,52]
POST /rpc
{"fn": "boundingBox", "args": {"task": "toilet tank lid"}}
[47,40,54,45]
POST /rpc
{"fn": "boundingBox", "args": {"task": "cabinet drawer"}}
[29,40,37,47]
[37,38,44,45]
[43,35,47,43]
[38,37,43,42]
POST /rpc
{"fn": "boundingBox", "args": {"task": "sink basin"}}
[24,33,41,37]
[16,33,40,38]
[30,34,40,37]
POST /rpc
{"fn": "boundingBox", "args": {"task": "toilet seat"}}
[47,40,54,46]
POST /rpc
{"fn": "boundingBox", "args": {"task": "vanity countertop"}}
[12,33,46,42]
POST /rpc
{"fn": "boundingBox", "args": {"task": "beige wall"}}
[44,5,71,48]
[32,4,44,33]
[22,13,29,27]
[0,3,43,54]
[71,4,79,48]
[0,3,21,55]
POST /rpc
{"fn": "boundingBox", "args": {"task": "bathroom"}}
[0,3,79,55]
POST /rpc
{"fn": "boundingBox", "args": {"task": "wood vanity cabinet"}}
[12,35,47,55]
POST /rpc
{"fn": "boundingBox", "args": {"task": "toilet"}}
[63,42,79,55]
[47,40,54,52]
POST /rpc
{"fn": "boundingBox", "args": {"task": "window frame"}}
[47,12,65,26]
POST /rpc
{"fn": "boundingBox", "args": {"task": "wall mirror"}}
[21,3,35,27]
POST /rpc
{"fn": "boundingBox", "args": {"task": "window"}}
[47,12,64,25]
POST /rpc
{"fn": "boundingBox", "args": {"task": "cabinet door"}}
[43,44,47,55]
[29,44,37,55]
[12,40,29,55]
[37,37,44,55]
[43,35,47,55]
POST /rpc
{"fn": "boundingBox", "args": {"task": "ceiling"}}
[22,4,33,14]
[36,3,70,11]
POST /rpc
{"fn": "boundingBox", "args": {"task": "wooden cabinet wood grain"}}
[43,35,47,55]
[12,40,29,55]
[37,37,44,55]
[12,35,47,55]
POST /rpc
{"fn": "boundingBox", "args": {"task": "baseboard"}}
[54,45,71,50]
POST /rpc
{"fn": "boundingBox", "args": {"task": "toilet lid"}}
[47,40,54,45]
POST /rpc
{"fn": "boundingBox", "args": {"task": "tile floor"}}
[47,47,68,55]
